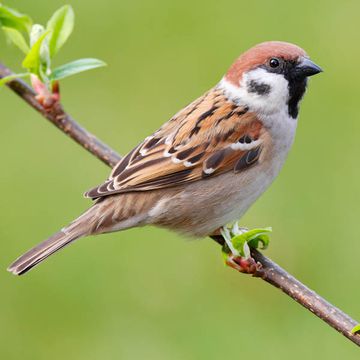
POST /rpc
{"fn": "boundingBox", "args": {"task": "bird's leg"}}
[225,254,261,274]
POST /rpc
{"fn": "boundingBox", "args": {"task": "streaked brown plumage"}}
[8,41,322,275]
[86,88,262,197]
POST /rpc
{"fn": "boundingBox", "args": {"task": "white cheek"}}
[218,69,298,152]
[219,68,289,116]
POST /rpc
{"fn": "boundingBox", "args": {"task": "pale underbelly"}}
[150,157,283,237]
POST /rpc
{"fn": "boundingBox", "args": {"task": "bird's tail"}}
[7,230,83,275]
[7,204,101,276]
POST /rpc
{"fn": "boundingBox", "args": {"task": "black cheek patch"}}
[247,80,271,96]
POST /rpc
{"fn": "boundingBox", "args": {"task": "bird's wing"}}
[85,88,265,199]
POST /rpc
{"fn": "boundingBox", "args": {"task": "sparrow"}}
[8,41,322,275]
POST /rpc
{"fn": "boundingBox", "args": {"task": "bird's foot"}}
[225,253,262,274]
[220,222,272,274]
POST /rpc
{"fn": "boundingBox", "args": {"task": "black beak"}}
[295,57,323,78]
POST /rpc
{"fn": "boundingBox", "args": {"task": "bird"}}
[7,41,322,275]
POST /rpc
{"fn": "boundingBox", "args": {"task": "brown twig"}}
[251,249,360,345]
[1,62,359,347]
[0,63,121,167]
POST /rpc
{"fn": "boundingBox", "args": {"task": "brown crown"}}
[225,41,307,85]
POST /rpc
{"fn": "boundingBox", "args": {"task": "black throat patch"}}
[286,76,307,118]
[247,80,271,96]
[259,60,308,119]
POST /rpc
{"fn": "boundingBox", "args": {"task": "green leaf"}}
[232,227,272,253]
[2,26,29,53]
[248,233,271,250]
[46,5,74,58]
[28,25,51,83]
[0,4,32,34]
[22,31,50,78]
[229,234,249,258]
[49,58,106,81]
[0,73,30,86]
[351,324,360,334]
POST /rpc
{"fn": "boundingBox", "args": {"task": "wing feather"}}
[85,88,265,199]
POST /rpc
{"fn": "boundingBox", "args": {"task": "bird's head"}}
[221,41,322,118]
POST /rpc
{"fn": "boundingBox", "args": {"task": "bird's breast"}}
[149,111,297,237]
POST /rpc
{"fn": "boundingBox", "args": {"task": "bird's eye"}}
[269,58,280,68]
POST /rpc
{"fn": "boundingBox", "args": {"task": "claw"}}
[220,223,271,275]
[226,254,262,274]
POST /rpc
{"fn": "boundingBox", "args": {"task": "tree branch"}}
[0,63,121,167]
[1,62,359,347]
[252,249,360,345]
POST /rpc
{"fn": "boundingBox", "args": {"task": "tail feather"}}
[7,204,98,275]
[7,230,83,275]
[7,195,145,275]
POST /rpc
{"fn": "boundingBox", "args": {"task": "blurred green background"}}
[1,0,359,358]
